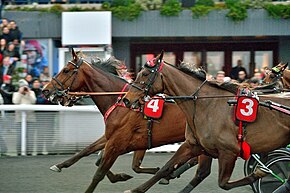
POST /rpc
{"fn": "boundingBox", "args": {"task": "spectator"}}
[1,56,15,77]
[1,26,12,43]
[12,79,36,156]
[31,79,55,155]
[39,66,51,82]
[0,38,7,54]
[248,77,260,89]
[0,18,9,31]
[237,70,248,83]
[0,75,15,146]
[0,94,8,156]
[31,79,50,104]
[3,42,20,62]
[0,75,15,104]
[8,20,22,43]
[215,70,225,83]
[230,59,247,80]
[24,74,33,87]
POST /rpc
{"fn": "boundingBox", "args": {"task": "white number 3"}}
[147,99,159,112]
[240,98,254,116]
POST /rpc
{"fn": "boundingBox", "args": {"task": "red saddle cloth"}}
[234,88,259,160]
[143,96,165,119]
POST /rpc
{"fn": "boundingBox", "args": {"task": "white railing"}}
[0,105,105,156]
[0,105,180,156]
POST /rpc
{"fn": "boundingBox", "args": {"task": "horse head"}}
[42,48,88,106]
[123,51,165,108]
[263,62,288,84]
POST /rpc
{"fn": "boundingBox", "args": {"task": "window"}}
[183,52,201,66]
[206,51,224,76]
[254,51,273,73]
[232,51,250,75]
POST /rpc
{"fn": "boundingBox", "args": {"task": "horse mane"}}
[91,56,121,76]
[175,61,239,94]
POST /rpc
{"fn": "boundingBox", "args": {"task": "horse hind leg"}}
[217,150,265,190]
[124,142,203,193]
[132,150,160,174]
[50,135,107,172]
[179,155,213,193]
[159,157,198,185]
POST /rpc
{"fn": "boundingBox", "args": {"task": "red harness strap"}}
[104,84,129,122]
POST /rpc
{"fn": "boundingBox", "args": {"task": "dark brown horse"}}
[263,62,289,89]
[42,48,208,193]
[123,52,290,193]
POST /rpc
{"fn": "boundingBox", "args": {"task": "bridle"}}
[263,67,283,84]
[50,58,84,103]
[130,59,165,101]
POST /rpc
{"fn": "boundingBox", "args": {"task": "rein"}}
[67,91,128,96]
[165,95,235,100]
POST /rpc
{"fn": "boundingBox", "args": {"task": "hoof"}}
[120,173,133,181]
[158,178,170,185]
[50,165,61,172]
[124,190,132,193]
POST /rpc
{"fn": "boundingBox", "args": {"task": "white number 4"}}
[147,99,159,112]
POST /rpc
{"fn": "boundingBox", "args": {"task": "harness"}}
[104,83,130,122]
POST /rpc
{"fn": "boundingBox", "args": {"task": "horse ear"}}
[284,62,288,70]
[71,48,78,61]
[155,50,164,66]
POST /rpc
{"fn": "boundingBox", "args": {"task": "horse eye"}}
[63,68,70,74]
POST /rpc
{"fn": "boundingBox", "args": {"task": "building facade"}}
[5,9,290,77]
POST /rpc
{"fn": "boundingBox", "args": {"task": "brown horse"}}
[42,48,211,193]
[263,62,290,89]
[123,52,290,193]
[45,55,160,181]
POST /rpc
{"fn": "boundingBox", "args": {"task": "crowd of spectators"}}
[0,18,53,156]
[0,18,52,106]
[212,59,268,89]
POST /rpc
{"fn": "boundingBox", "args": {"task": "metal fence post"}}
[21,111,27,156]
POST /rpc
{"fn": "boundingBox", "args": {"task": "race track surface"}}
[0,153,252,193]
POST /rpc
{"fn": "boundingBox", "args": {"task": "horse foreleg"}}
[95,149,133,183]
[178,155,213,193]
[84,143,120,193]
[217,151,266,190]
[132,150,160,174]
[124,142,203,193]
[50,135,107,172]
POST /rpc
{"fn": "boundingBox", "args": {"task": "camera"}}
[23,87,28,92]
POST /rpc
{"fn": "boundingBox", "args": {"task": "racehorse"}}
[123,51,290,193]
[42,48,211,193]
[263,62,289,89]
[45,57,160,182]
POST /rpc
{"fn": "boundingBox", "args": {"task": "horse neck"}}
[81,65,127,116]
[282,70,290,89]
[162,65,225,97]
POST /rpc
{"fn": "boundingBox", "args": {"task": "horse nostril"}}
[123,98,130,107]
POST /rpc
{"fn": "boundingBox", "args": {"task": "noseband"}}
[51,58,84,99]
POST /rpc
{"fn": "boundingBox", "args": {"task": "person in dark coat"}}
[230,59,247,80]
